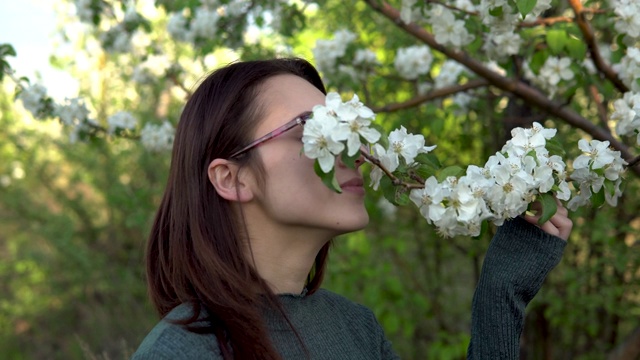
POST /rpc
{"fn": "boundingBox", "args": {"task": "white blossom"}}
[167,12,192,42]
[614,0,640,39]
[410,176,444,221]
[485,60,506,76]
[369,144,397,190]
[483,32,522,59]
[611,92,640,143]
[53,98,90,126]
[604,179,623,206]
[191,7,220,40]
[612,47,640,92]
[74,0,96,23]
[0,175,10,188]
[132,54,172,84]
[540,57,574,85]
[434,60,466,89]
[108,111,138,134]
[400,0,417,24]
[387,126,436,169]
[353,49,379,67]
[454,0,477,13]
[223,0,249,17]
[573,139,616,170]
[452,92,474,110]
[394,45,433,80]
[312,30,357,74]
[303,109,345,173]
[430,7,473,48]
[18,84,48,118]
[141,121,175,152]
[101,25,132,53]
[332,95,380,156]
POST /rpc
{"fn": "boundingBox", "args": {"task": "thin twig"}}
[361,151,425,189]
[168,73,192,99]
[4,68,25,91]
[370,78,488,113]
[425,0,478,16]
[568,0,628,93]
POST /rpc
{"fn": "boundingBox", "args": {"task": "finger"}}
[549,214,572,240]
[538,219,560,237]
[524,210,565,238]
[554,197,568,216]
[522,214,539,226]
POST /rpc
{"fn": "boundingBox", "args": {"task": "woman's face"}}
[248,74,369,237]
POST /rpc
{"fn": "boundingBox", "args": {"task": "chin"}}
[335,212,370,234]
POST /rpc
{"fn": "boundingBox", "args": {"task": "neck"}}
[248,235,328,294]
[241,208,333,294]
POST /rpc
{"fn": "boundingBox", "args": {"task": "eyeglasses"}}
[229,111,313,159]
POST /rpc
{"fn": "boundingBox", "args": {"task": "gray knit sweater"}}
[133,217,566,359]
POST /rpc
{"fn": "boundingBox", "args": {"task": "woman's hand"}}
[523,197,573,241]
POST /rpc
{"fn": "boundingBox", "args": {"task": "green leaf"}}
[395,189,411,206]
[603,180,617,197]
[592,188,605,208]
[489,6,503,17]
[0,43,17,57]
[314,161,341,193]
[414,153,442,169]
[429,117,445,137]
[341,150,360,169]
[529,50,549,74]
[566,35,587,59]
[380,176,398,205]
[516,0,536,17]
[379,175,411,206]
[546,30,567,55]
[545,138,566,157]
[437,165,464,182]
[415,164,438,180]
[538,192,558,225]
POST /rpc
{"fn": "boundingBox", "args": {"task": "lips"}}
[340,177,364,188]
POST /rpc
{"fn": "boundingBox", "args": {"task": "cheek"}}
[265,153,330,197]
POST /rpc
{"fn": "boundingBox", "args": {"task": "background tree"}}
[0,0,639,359]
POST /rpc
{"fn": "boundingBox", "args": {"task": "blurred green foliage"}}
[1,0,639,359]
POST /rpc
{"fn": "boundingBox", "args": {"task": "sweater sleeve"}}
[467,216,567,359]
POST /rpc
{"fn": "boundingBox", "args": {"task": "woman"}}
[132,58,572,359]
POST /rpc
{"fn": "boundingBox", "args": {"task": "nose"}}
[355,151,365,167]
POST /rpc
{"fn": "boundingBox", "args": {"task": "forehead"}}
[255,74,326,132]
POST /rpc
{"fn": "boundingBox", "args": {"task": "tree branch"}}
[362,0,640,177]
[518,16,573,28]
[607,326,640,360]
[589,85,608,127]
[568,0,629,93]
[627,155,640,168]
[370,78,488,113]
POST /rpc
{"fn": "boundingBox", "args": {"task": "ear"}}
[207,158,254,202]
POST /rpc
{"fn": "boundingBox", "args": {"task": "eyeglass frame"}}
[229,111,313,159]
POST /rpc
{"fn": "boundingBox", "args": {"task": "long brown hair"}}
[146,58,329,359]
